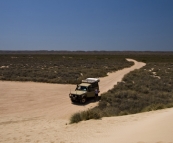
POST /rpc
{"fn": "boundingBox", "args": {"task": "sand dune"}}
[2,59,172,143]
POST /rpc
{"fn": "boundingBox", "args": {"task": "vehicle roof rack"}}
[82,78,100,83]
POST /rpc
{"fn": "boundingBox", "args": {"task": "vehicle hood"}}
[70,90,86,95]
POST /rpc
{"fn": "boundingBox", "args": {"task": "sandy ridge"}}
[1,59,172,143]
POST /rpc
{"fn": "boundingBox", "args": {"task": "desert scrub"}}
[70,54,173,123]
[70,108,102,123]
[0,54,133,84]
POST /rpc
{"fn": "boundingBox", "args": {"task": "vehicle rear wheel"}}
[80,97,86,104]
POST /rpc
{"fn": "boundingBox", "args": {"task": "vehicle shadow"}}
[71,96,101,106]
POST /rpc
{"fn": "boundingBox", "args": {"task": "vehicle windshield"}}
[76,86,87,91]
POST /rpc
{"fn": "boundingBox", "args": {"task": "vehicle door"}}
[87,85,95,97]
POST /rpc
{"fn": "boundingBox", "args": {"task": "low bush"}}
[0,54,133,84]
[70,109,102,123]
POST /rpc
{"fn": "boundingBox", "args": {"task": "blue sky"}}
[0,0,173,51]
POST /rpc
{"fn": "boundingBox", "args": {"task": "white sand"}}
[1,59,172,143]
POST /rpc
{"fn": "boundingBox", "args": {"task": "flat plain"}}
[0,52,173,143]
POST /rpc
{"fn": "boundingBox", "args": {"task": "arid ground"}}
[1,59,173,143]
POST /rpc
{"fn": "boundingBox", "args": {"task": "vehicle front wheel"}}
[80,97,86,104]
[71,99,75,103]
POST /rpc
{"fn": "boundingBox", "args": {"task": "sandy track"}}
[2,59,172,143]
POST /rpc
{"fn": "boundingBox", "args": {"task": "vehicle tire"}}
[95,94,98,101]
[80,97,86,104]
